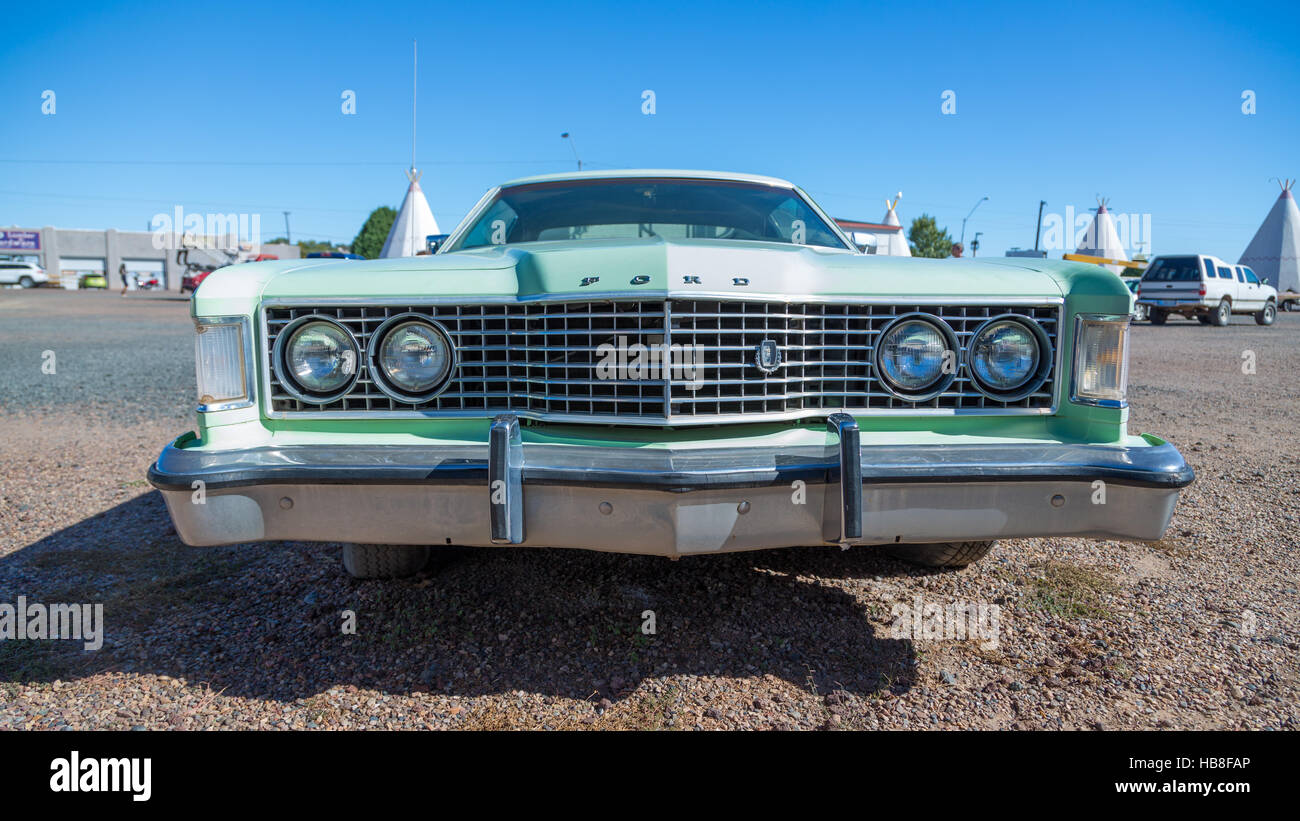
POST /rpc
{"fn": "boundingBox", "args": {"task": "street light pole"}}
[960,196,988,246]
[283,211,291,245]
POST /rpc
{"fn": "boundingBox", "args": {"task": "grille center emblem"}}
[755,339,782,373]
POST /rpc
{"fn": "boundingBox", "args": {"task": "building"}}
[834,194,912,256]
[1073,198,1129,273]
[835,219,901,253]
[0,227,298,291]
[1238,179,1299,294]
[380,169,440,258]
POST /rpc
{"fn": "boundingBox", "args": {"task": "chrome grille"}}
[262,299,1060,424]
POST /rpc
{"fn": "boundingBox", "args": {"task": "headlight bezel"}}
[873,313,959,401]
[965,314,1053,403]
[367,313,457,403]
[271,315,362,405]
[194,315,255,413]
[1070,313,1131,408]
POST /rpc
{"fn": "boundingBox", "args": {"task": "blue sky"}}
[2,0,1296,259]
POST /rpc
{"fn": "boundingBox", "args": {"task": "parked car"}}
[78,273,108,289]
[1137,254,1278,326]
[184,256,280,294]
[1123,278,1146,321]
[181,270,212,293]
[148,170,1193,578]
[0,261,49,288]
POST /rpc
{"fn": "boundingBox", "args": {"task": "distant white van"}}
[1137,254,1278,326]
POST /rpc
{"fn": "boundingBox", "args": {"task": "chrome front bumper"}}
[148,414,1194,556]
[1137,299,1208,311]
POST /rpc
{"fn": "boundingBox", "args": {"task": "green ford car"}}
[148,170,1193,578]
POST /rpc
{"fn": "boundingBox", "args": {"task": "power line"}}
[0,158,570,167]
[0,189,367,214]
[0,189,466,221]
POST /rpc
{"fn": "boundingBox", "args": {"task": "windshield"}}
[1142,256,1202,282]
[451,178,850,251]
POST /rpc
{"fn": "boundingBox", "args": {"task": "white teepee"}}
[380,169,440,258]
[378,40,440,259]
[1074,197,1128,273]
[880,193,912,256]
[1238,179,1300,294]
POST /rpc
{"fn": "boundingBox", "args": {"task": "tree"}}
[267,237,338,256]
[907,214,954,259]
[351,206,397,259]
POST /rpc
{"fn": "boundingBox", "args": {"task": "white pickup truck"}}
[1137,254,1278,326]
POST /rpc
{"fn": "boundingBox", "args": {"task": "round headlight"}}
[279,318,359,401]
[372,317,454,400]
[966,316,1052,401]
[876,317,953,395]
[969,319,1040,394]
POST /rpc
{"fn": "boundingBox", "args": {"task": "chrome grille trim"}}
[259,295,1063,425]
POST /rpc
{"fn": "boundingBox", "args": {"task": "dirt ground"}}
[1,289,1296,730]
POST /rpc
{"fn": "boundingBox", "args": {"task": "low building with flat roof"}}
[0,226,298,291]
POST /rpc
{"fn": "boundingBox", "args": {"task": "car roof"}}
[1153,254,1230,265]
[498,169,798,189]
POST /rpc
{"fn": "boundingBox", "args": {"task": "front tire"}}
[1255,301,1277,326]
[886,540,996,569]
[342,544,430,579]
[1132,304,1149,322]
[1210,298,1231,326]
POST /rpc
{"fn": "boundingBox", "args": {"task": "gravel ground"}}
[1,289,1296,730]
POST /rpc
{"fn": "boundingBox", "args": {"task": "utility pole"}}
[1033,200,1046,253]
[283,211,291,245]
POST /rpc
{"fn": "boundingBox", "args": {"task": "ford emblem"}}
[755,339,782,373]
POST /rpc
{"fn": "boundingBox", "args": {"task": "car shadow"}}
[0,492,920,706]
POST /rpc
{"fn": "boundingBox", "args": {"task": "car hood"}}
[245,238,1068,301]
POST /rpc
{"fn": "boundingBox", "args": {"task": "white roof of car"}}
[499,169,798,189]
